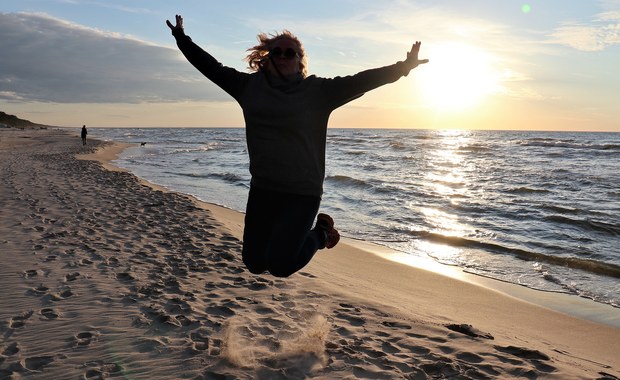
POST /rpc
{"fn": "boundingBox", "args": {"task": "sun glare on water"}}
[417,42,502,113]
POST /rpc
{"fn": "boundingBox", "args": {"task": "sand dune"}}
[1,128,618,379]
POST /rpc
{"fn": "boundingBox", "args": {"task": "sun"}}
[416,42,502,112]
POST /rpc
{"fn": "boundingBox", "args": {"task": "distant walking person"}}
[166,14,428,278]
[81,125,87,145]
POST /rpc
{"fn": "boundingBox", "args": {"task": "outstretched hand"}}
[404,41,429,72]
[166,14,184,33]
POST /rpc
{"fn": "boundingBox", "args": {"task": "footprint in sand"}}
[233,296,258,306]
[174,315,197,327]
[9,311,34,328]
[446,323,494,340]
[188,331,210,352]
[380,341,401,355]
[255,306,276,315]
[24,269,40,278]
[248,280,268,291]
[205,305,236,318]
[136,283,163,297]
[455,351,485,364]
[21,355,56,371]
[140,306,189,327]
[399,342,431,356]
[420,361,462,379]
[82,369,105,380]
[80,258,93,265]
[205,281,231,291]
[1,342,19,356]
[381,320,411,330]
[133,337,168,353]
[46,288,74,301]
[40,308,60,320]
[273,279,292,289]
[115,272,135,281]
[166,297,193,314]
[334,310,366,327]
[82,362,123,380]
[64,272,80,282]
[29,284,50,296]
[73,331,96,347]
[493,345,551,361]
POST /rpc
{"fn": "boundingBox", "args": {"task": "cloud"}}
[548,10,620,51]
[0,12,230,103]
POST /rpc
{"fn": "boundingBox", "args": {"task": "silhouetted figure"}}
[81,125,87,146]
[166,14,428,278]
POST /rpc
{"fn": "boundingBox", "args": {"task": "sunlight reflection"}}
[425,153,465,197]
[345,239,469,280]
[419,207,469,236]
[421,130,472,221]
[414,240,463,264]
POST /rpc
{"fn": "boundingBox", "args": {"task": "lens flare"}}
[522,4,532,13]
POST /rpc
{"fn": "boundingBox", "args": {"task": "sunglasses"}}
[269,47,300,59]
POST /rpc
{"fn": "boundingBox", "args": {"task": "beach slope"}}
[1,128,618,379]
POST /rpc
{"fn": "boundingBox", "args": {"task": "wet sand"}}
[1,127,618,379]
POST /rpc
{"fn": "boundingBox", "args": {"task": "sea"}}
[92,128,620,309]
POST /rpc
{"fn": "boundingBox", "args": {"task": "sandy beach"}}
[1,128,619,379]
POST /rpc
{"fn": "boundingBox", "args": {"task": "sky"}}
[1,0,619,131]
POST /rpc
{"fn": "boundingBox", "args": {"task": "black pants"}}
[242,186,324,277]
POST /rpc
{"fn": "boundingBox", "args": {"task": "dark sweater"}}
[173,31,411,196]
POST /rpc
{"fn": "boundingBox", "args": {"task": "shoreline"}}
[2,127,618,379]
[85,138,620,329]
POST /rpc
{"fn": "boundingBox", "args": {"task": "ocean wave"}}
[544,215,620,236]
[597,144,620,150]
[457,144,492,152]
[169,171,246,184]
[209,172,247,183]
[170,143,220,154]
[505,186,551,194]
[334,148,368,156]
[517,139,620,151]
[326,175,372,189]
[165,171,208,179]
[374,183,416,195]
[540,204,584,215]
[329,136,373,145]
[388,141,408,150]
[414,231,620,279]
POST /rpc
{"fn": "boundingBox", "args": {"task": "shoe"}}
[324,227,340,249]
[316,213,339,249]
[316,213,334,231]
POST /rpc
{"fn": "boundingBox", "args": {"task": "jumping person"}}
[166,15,428,277]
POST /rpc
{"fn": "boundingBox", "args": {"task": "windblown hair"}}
[245,30,307,78]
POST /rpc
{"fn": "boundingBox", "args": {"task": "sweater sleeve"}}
[172,30,249,100]
[320,61,410,109]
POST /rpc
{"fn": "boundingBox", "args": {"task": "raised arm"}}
[403,41,429,76]
[166,14,249,100]
[320,41,429,108]
[166,14,184,35]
